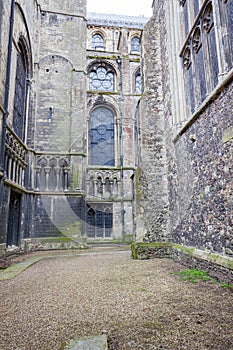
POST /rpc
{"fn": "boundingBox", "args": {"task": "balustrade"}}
[34,156,70,192]
[87,170,120,199]
[4,127,28,187]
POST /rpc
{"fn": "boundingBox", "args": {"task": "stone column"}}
[45,167,50,191]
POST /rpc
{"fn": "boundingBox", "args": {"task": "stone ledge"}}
[64,335,108,350]
[131,242,233,283]
[0,256,44,281]
[22,237,87,252]
[131,241,172,259]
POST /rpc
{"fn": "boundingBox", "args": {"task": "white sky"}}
[87,0,153,18]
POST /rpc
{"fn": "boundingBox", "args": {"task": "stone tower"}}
[0,0,87,252]
[135,0,233,279]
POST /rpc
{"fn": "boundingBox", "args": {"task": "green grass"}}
[220,283,233,290]
[175,268,212,283]
[173,268,233,289]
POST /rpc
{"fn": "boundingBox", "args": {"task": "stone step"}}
[64,335,108,350]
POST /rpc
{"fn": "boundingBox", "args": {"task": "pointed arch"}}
[88,61,116,92]
[89,106,115,166]
[131,36,140,53]
[12,37,30,140]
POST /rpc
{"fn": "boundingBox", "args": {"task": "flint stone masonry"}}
[136,0,233,278]
[172,83,233,256]
[136,10,170,242]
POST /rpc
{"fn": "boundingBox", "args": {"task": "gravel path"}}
[0,248,232,350]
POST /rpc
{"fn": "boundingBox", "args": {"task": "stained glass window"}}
[89,65,114,92]
[92,33,104,50]
[131,37,140,52]
[13,48,27,140]
[180,1,220,113]
[89,107,114,166]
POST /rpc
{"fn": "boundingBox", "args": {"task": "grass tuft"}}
[175,268,211,283]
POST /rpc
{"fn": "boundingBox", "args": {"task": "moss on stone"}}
[131,241,172,259]
[124,234,134,244]
[172,244,195,255]
[207,253,233,269]
[37,237,73,242]
[222,127,233,144]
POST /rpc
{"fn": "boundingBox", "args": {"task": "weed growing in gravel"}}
[220,283,233,290]
[172,269,233,289]
[175,268,212,283]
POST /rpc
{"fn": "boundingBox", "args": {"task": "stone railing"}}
[34,155,70,192]
[4,126,28,187]
[86,169,121,200]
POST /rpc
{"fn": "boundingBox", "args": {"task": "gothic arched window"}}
[202,2,219,89]
[131,36,140,52]
[12,41,28,140]
[92,33,104,50]
[180,0,219,114]
[89,63,115,92]
[89,107,115,166]
[219,0,233,69]
[135,72,142,94]
[87,205,113,238]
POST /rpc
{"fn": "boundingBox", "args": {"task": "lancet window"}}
[87,204,113,238]
[92,33,104,50]
[89,107,115,166]
[135,72,142,94]
[12,41,28,140]
[180,1,219,114]
[131,36,140,52]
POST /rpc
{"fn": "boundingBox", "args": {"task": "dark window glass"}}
[105,212,112,237]
[226,1,233,62]
[183,1,189,37]
[89,107,114,166]
[209,27,219,87]
[194,0,199,17]
[188,66,195,114]
[13,51,27,139]
[193,27,207,102]
[87,208,95,238]
[197,49,207,102]
[87,206,113,238]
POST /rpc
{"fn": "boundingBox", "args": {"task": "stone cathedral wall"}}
[138,0,233,277]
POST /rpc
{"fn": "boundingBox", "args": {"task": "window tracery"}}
[131,36,140,52]
[92,33,104,50]
[180,1,219,114]
[89,107,115,166]
[87,204,113,238]
[89,63,115,92]
[219,0,233,68]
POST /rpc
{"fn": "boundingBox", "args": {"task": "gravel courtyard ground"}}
[0,247,232,350]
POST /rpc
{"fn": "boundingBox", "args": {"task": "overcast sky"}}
[87,0,153,18]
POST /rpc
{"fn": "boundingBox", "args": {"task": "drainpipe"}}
[0,0,15,174]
